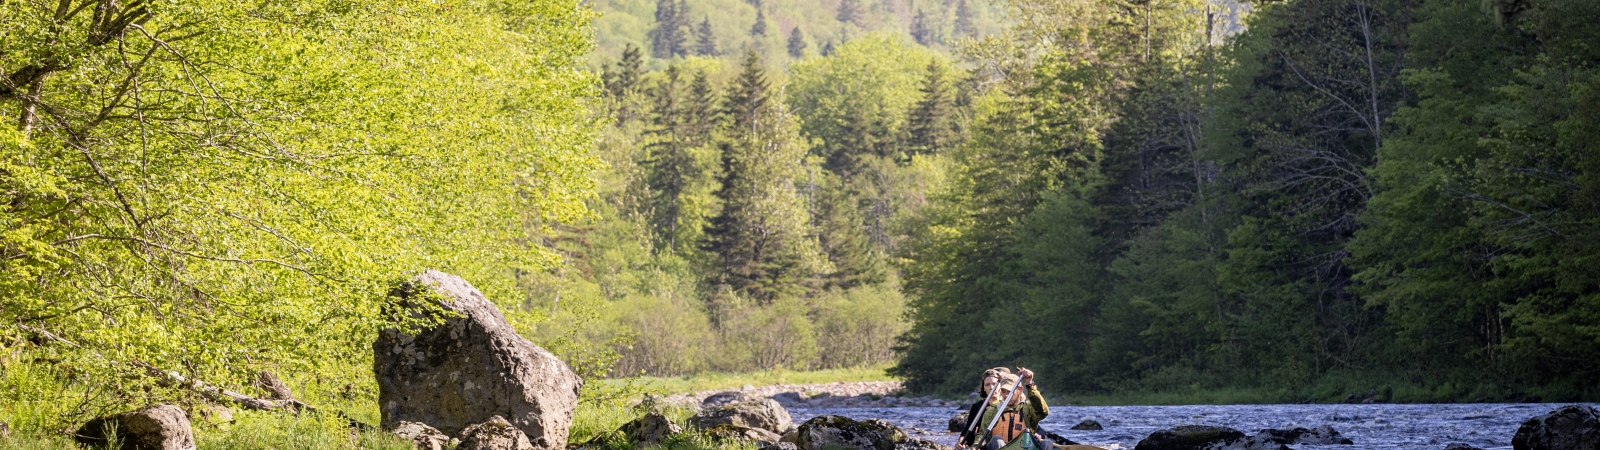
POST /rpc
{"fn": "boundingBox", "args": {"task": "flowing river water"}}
[788,403,1596,450]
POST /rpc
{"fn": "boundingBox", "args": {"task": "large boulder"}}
[1512,405,1600,450]
[74,404,196,450]
[1254,425,1352,445]
[457,416,536,450]
[375,270,582,450]
[1134,425,1288,450]
[392,421,451,450]
[796,415,908,450]
[689,398,793,435]
[621,412,684,445]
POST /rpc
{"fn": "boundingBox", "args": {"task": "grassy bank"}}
[600,365,900,397]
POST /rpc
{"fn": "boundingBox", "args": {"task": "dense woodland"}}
[564,0,1600,402]
[2,0,1598,433]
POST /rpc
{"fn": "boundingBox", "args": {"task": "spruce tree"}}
[602,44,646,124]
[602,44,644,99]
[837,0,861,25]
[704,50,819,302]
[751,9,768,37]
[725,50,769,131]
[812,173,885,289]
[673,0,693,56]
[645,66,693,252]
[787,28,808,58]
[685,70,719,145]
[954,0,974,37]
[649,0,686,58]
[695,17,719,56]
[910,10,933,45]
[906,60,953,157]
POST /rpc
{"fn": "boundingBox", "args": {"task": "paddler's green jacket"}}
[960,384,1049,447]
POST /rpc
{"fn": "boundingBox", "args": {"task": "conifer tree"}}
[602,44,646,124]
[704,51,820,302]
[602,44,644,99]
[650,0,686,58]
[751,9,768,37]
[685,70,720,145]
[645,66,694,252]
[787,28,808,58]
[954,0,974,37]
[837,0,862,25]
[811,172,885,290]
[906,60,953,156]
[673,0,694,56]
[910,10,934,45]
[695,17,719,56]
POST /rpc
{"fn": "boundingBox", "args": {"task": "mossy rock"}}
[796,415,907,450]
[1133,425,1245,450]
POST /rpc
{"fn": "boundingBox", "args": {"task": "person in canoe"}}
[957,367,1012,447]
[960,367,1049,450]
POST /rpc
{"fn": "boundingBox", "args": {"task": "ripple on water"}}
[788,403,1597,450]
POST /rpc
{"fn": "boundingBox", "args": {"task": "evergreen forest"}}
[3,0,1599,438]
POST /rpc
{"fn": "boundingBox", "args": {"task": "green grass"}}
[602,364,900,397]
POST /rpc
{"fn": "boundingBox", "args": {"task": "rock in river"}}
[1134,425,1288,450]
[1512,405,1600,450]
[1071,420,1104,431]
[75,404,196,450]
[375,270,582,450]
[1254,425,1353,445]
[948,411,970,433]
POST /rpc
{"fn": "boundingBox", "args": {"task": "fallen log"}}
[130,360,374,430]
[13,324,372,431]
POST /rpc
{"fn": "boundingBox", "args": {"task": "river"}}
[789,403,1595,450]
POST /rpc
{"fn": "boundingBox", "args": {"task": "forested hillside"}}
[534,0,1598,403]
[587,0,1007,66]
[892,0,1600,401]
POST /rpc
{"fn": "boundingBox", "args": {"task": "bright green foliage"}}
[1,0,599,426]
[790,33,948,174]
